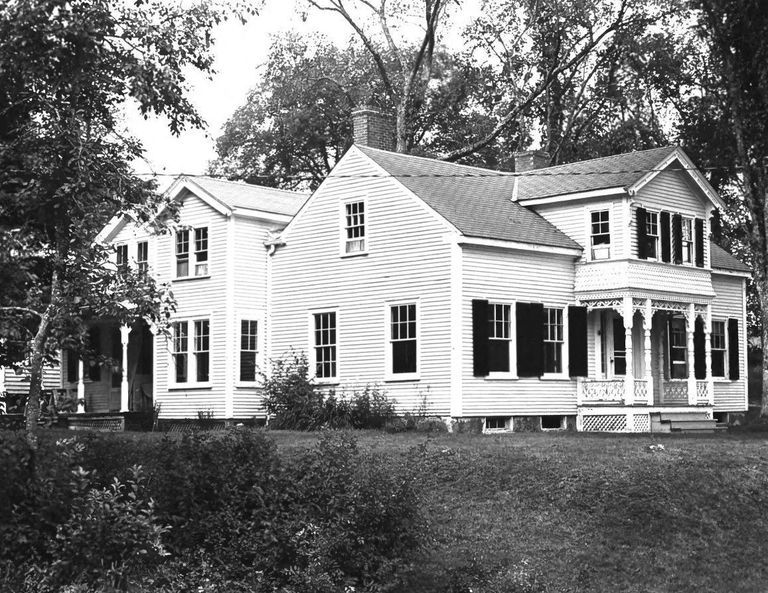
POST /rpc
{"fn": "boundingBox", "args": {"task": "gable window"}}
[313,312,337,380]
[590,210,610,259]
[645,211,659,259]
[390,303,417,376]
[681,218,693,264]
[176,227,209,278]
[488,303,512,373]
[171,319,210,385]
[240,320,258,382]
[344,201,366,254]
[711,320,726,377]
[116,244,128,275]
[543,307,564,374]
[137,241,149,277]
[669,316,687,379]
[172,322,188,383]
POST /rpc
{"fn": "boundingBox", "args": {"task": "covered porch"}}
[576,296,716,409]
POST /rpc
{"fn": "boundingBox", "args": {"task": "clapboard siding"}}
[631,167,711,266]
[271,149,454,414]
[1,365,61,394]
[712,273,748,411]
[534,198,626,260]
[154,194,230,418]
[461,245,579,416]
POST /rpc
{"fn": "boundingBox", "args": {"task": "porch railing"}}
[696,380,711,405]
[633,380,650,405]
[661,380,688,404]
[578,379,624,404]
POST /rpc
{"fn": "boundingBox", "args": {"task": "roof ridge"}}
[531,145,679,174]
[191,175,308,196]
[356,144,515,177]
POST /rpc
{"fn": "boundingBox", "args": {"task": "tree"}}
[0,0,243,445]
[684,0,768,414]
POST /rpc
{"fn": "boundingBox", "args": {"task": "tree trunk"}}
[760,277,768,416]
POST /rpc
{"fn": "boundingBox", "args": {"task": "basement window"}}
[484,416,509,431]
[541,415,565,430]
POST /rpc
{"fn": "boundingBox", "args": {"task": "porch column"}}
[644,299,654,406]
[76,359,85,413]
[705,305,714,405]
[686,304,696,405]
[120,324,131,413]
[623,297,634,406]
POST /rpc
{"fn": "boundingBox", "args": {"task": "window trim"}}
[680,216,694,265]
[711,318,727,379]
[308,308,339,384]
[236,311,264,386]
[137,240,149,277]
[174,226,210,279]
[339,197,369,257]
[589,209,611,261]
[487,301,518,379]
[645,210,660,260]
[115,243,128,275]
[384,300,420,382]
[169,316,212,389]
[542,305,568,378]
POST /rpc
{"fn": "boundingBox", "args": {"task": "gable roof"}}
[355,145,581,251]
[176,176,308,217]
[710,242,751,273]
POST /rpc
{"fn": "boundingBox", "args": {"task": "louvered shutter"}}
[661,211,671,263]
[672,214,683,265]
[728,318,740,380]
[568,306,588,377]
[710,209,722,243]
[472,300,489,377]
[695,218,705,267]
[636,207,648,259]
[516,302,544,377]
[694,317,705,379]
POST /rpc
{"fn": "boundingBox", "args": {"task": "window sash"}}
[390,304,417,374]
[172,322,188,383]
[681,218,693,263]
[313,312,337,379]
[590,211,610,245]
[645,212,659,259]
[711,320,726,377]
[194,320,210,382]
[488,303,511,373]
[344,201,366,253]
[116,244,128,274]
[176,230,190,277]
[239,320,258,382]
[137,241,148,276]
[543,308,563,373]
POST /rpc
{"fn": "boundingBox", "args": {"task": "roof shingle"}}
[186,176,307,216]
[710,242,750,272]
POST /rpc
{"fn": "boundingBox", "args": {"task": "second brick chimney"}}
[352,106,396,152]
[513,150,551,172]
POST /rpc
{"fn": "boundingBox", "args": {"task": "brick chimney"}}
[351,106,396,151]
[513,150,551,172]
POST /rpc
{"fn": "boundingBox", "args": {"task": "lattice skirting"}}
[579,411,652,433]
[67,415,125,432]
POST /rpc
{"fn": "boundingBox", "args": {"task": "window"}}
[116,244,128,275]
[240,320,258,382]
[313,312,337,380]
[590,210,610,259]
[176,227,209,278]
[171,319,210,385]
[485,417,508,431]
[681,217,693,264]
[669,316,687,379]
[645,211,659,259]
[344,201,366,254]
[194,320,210,382]
[390,303,417,375]
[488,303,511,373]
[137,241,149,277]
[172,322,188,383]
[543,307,563,374]
[711,320,726,377]
[541,415,565,430]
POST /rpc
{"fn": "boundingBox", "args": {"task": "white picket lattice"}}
[582,414,627,432]
[581,380,624,402]
[662,381,688,403]
[633,380,649,403]
[696,381,710,404]
[632,414,651,433]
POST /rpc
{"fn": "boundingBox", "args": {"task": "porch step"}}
[654,412,723,433]
[658,411,710,422]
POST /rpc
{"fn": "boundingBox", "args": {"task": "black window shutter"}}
[694,317,705,379]
[728,318,740,380]
[695,218,705,267]
[568,306,588,377]
[660,211,671,263]
[710,209,722,243]
[672,214,683,264]
[472,300,489,377]
[636,207,648,259]
[517,302,544,377]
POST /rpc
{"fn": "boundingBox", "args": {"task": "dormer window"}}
[343,200,366,255]
[176,227,209,278]
[590,210,610,259]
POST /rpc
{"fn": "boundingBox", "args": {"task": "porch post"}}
[623,297,634,406]
[686,303,696,405]
[76,359,85,413]
[120,324,131,413]
[705,305,714,405]
[644,299,654,406]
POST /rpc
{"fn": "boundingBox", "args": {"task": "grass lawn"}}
[29,428,768,592]
[267,429,768,593]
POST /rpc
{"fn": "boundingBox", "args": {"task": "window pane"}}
[488,340,510,373]
[392,340,417,374]
[174,353,187,383]
[712,351,725,377]
[196,352,209,382]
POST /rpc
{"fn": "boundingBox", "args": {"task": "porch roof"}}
[710,242,750,273]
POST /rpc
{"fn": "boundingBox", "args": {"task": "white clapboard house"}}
[268,111,750,432]
[2,111,750,432]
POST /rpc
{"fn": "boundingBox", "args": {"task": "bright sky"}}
[127,0,353,180]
